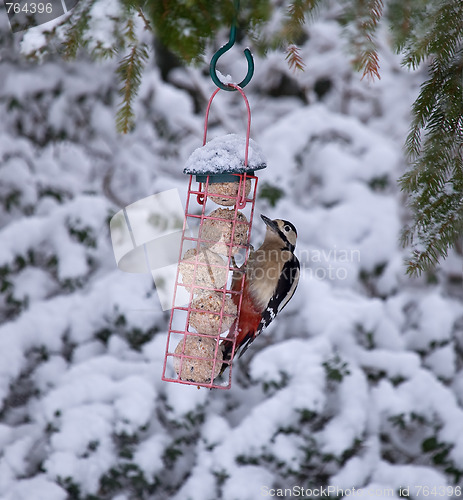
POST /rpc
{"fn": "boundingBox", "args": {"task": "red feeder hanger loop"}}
[197,84,251,209]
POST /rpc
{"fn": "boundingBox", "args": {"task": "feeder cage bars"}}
[162,85,266,389]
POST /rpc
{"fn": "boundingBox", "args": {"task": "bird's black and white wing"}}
[260,254,300,329]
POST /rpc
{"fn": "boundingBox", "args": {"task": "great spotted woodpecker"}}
[221,214,300,372]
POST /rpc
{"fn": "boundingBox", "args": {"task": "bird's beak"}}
[261,214,279,233]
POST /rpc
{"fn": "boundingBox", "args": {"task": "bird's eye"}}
[284,225,291,232]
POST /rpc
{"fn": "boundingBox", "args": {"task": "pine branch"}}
[147,0,228,63]
[401,0,463,70]
[342,0,383,81]
[288,0,321,26]
[359,41,381,81]
[281,0,322,43]
[61,0,96,59]
[116,20,149,134]
[137,7,152,32]
[285,44,305,72]
[262,0,322,67]
[402,194,463,276]
[63,15,88,59]
[387,0,416,52]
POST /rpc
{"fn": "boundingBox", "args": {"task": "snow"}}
[424,345,456,380]
[87,0,122,50]
[361,349,420,380]
[373,462,449,494]
[165,380,209,417]
[12,267,56,302]
[183,134,267,174]
[216,69,234,85]
[49,404,113,456]
[172,452,218,500]
[404,293,458,350]
[330,436,380,489]
[321,368,369,455]
[134,433,168,478]
[4,476,67,500]
[20,29,48,55]
[222,465,274,500]
[34,356,68,392]
[271,433,305,470]
[1,4,462,499]
[201,414,231,448]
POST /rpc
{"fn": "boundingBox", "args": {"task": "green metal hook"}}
[209,1,254,91]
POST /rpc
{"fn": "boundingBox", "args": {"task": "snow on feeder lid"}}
[183,133,266,183]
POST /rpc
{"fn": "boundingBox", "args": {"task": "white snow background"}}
[0,2,463,499]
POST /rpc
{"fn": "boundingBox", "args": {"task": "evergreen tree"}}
[392,0,463,275]
[20,0,463,275]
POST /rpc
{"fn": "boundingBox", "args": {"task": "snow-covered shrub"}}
[0,5,462,499]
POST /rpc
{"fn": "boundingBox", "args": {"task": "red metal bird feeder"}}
[161,81,266,389]
[161,0,266,389]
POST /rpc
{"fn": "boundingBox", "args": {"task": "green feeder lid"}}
[183,134,266,183]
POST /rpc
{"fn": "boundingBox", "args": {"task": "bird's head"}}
[261,214,298,252]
